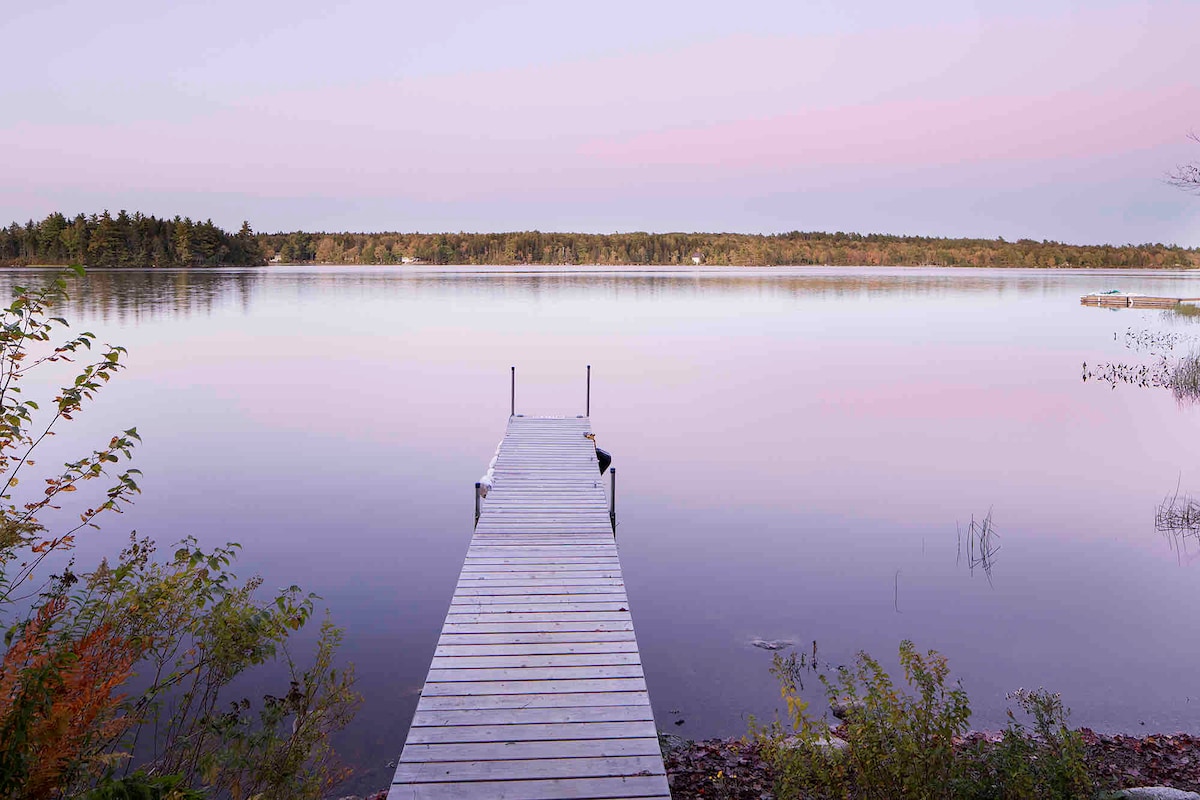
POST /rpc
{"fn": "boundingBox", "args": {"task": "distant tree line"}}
[4,212,1196,268]
[0,211,264,266]
[261,230,1199,269]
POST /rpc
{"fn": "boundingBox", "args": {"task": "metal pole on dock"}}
[510,366,515,416]
[609,467,616,532]
[586,365,591,417]
[474,482,481,527]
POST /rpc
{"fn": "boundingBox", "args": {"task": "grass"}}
[1168,303,1200,319]
[1169,352,1200,402]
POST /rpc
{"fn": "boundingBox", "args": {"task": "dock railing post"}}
[586,364,591,417]
[510,366,515,416]
[609,467,616,532]
[475,482,481,527]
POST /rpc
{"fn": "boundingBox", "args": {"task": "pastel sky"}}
[2,0,1198,244]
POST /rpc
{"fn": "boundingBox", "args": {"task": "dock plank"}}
[405,719,659,744]
[387,775,670,800]
[416,691,652,711]
[390,416,664,800]
[399,736,661,761]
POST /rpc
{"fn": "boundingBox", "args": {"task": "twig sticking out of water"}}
[1156,482,1200,565]
[1157,485,1200,537]
[768,641,822,691]
[957,508,1000,586]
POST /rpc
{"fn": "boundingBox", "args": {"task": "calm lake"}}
[7,266,1200,791]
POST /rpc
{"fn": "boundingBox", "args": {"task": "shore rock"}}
[830,697,865,721]
[1103,789,1200,799]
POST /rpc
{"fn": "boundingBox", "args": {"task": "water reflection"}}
[2,266,1197,324]
[1,266,1199,793]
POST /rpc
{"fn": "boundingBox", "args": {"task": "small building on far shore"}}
[691,251,704,265]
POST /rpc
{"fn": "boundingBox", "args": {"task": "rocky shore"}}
[344,729,1200,800]
[661,730,1200,799]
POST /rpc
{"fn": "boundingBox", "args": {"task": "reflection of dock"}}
[389,415,669,800]
[1081,293,1200,309]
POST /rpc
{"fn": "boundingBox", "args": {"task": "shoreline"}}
[659,729,1200,799]
[4,262,1200,273]
[346,729,1200,800]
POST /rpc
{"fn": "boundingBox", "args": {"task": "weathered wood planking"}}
[390,416,669,800]
[1080,294,1200,309]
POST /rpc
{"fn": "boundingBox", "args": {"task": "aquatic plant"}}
[1166,303,1200,320]
[1168,352,1200,402]
[1118,326,1194,354]
[1084,325,1200,403]
[1156,481,1200,567]
[958,509,1000,585]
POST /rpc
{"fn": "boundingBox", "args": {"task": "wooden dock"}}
[389,415,670,800]
[1081,293,1200,309]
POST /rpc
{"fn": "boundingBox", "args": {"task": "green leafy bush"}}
[956,689,1092,800]
[757,641,1093,800]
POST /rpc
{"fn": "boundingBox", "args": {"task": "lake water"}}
[6,265,1200,792]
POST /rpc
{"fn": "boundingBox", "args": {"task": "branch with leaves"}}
[0,266,141,607]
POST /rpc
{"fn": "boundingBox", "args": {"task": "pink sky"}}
[0,0,1197,243]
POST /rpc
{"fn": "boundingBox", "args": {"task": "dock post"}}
[609,467,616,532]
[510,366,515,416]
[474,482,481,527]
[586,364,591,416]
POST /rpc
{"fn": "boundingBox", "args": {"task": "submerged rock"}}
[658,732,690,756]
[781,733,848,752]
[830,697,865,721]
[750,638,793,651]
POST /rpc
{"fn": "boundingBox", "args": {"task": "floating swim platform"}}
[1080,292,1200,309]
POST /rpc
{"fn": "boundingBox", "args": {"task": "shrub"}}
[758,640,969,800]
[0,271,360,798]
[758,642,1092,800]
[956,689,1092,800]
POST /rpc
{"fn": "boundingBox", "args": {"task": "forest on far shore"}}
[3,211,1198,269]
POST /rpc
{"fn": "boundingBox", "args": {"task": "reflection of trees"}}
[0,266,1077,324]
[0,269,262,324]
[383,268,1085,302]
[2,266,1194,330]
